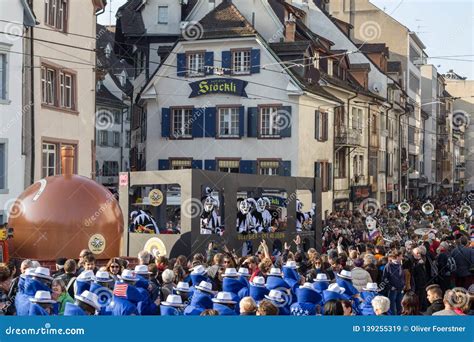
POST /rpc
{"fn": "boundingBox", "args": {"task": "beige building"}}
[23,0,105,185]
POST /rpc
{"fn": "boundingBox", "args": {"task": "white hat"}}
[23,268,37,278]
[222,268,239,278]
[174,281,191,293]
[299,282,316,290]
[362,282,380,292]
[338,270,352,280]
[268,267,283,277]
[237,267,250,277]
[29,290,56,304]
[326,283,346,294]
[134,265,149,275]
[284,260,297,269]
[212,291,236,304]
[314,273,329,282]
[190,265,207,275]
[32,267,53,281]
[162,294,186,307]
[120,269,138,282]
[77,270,95,282]
[75,290,100,310]
[250,276,266,287]
[264,289,285,303]
[93,271,113,283]
[195,281,215,294]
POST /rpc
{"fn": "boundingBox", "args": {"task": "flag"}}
[113,283,128,298]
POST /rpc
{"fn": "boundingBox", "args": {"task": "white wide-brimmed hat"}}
[338,270,352,280]
[284,260,297,269]
[75,290,100,310]
[211,292,236,304]
[120,269,138,282]
[222,268,239,278]
[93,271,113,283]
[195,281,215,294]
[77,270,95,282]
[32,267,53,281]
[250,276,266,287]
[190,264,207,275]
[264,289,285,303]
[268,267,283,277]
[237,267,250,277]
[162,294,186,307]
[326,283,346,294]
[134,265,149,275]
[29,290,56,304]
[174,281,191,293]
[299,282,316,290]
[314,273,330,282]
[362,282,380,292]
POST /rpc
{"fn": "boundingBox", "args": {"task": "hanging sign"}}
[189,78,248,98]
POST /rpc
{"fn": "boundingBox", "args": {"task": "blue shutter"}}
[162,108,170,137]
[315,110,320,140]
[279,161,291,176]
[192,108,204,138]
[0,144,4,189]
[279,106,292,137]
[204,107,217,137]
[205,51,214,75]
[204,160,216,171]
[158,159,170,170]
[247,107,258,137]
[240,160,257,174]
[314,162,321,178]
[239,106,245,137]
[177,53,186,77]
[192,160,203,169]
[328,163,332,191]
[222,51,231,75]
[251,49,261,74]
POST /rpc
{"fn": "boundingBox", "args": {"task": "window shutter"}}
[279,161,291,176]
[247,107,258,137]
[239,106,245,137]
[222,51,232,75]
[251,49,261,74]
[314,162,321,178]
[240,160,257,174]
[161,107,170,137]
[205,51,214,75]
[177,53,186,77]
[192,108,204,138]
[204,107,217,137]
[192,160,203,169]
[158,159,170,170]
[204,160,216,171]
[323,112,328,141]
[315,110,320,140]
[279,106,292,137]
[328,163,332,191]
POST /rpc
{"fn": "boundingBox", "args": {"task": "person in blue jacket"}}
[28,291,57,316]
[74,270,94,297]
[249,276,269,303]
[160,294,186,315]
[313,273,330,294]
[266,267,291,291]
[237,267,250,297]
[189,265,211,299]
[15,267,53,316]
[290,283,322,316]
[264,289,290,315]
[336,270,361,314]
[322,283,349,304]
[359,282,381,316]
[64,290,100,316]
[222,268,246,305]
[183,281,215,315]
[212,292,237,316]
[282,261,301,303]
[89,270,114,315]
[173,281,192,305]
[107,270,143,316]
[134,265,159,315]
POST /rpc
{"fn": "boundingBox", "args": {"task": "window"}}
[41,64,76,110]
[408,126,415,144]
[113,132,120,147]
[0,143,5,190]
[334,150,346,178]
[409,45,421,65]
[171,159,192,170]
[359,155,364,175]
[113,110,122,124]
[258,160,279,176]
[59,72,73,108]
[45,0,68,31]
[379,151,386,172]
[0,52,7,100]
[315,161,332,192]
[158,6,168,24]
[315,110,328,141]
[187,52,204,77]
[98,130,108,146]
[409,71,420,94]
[218,159,239,173]
[387,153,393,176]
[371,114,377,134]
[172,108,193,138]
[327,59,333,76]
[260,106,280,138]
[313,52,320,69]
[218,107,239,137]
[135,50,145,75]
[125,130,130,148]
[103,161,119,177]
[42,143,57,177]
[232,50,251,75]
[351,107,362,130]
[369,156,377,176]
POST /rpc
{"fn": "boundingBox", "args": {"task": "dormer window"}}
[313,52,320,69]
[232,49,251,75]
[187,52,205,77]
[158,6,168,24]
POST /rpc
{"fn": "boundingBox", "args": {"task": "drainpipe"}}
[29,2,35,185]
[386,102,393,202]
[399,107,408,201]
[367,103,371,198]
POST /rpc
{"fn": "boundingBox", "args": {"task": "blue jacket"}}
[183,291,213,316]
[266,276,290,291]
[28,303,50,316]
[213,303,237,316]
[313,281,329,293]
[335,277,359,297]
[15,278,51,316]
[359,291,377,316]
[75,280,91,296]
[136,287,158,315]
[282,267,300,303]
[63,302,88,316]
[107,283,142,316]
[249,285,268,303]
[160,305,183,316]
[322,290,349,304]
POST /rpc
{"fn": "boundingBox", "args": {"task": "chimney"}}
[285,14,296,42]
[61,146,75,176]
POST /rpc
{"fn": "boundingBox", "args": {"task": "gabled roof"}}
[116,0,146,36]
[197,0,257,39]
[96,82,127,107]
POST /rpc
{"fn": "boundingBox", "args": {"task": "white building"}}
[0,0,35,224]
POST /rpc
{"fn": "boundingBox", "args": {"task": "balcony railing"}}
[335,126,362,146]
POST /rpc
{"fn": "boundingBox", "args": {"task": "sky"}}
[98,0,474,79]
